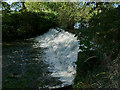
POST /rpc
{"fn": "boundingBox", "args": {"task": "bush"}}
[74,7,120,88]
[2,11,57,42]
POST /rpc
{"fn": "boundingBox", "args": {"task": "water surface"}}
[2,28,79,88]
[3,40,62,88]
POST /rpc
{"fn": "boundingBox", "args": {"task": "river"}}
[2,28,79,89]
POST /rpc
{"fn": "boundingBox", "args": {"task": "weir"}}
[2,28,80,89]
[33,28,79,88]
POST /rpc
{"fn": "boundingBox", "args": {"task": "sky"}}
[2,0,19,4]
[2,0,120,7]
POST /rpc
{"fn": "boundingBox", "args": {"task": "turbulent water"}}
[2,28,80,88]
[33,28,79,88]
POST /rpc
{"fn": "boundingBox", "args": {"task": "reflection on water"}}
[2,28,79,88]
[2,40,62,88]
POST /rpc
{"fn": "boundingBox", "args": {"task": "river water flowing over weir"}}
[3,28,79,88]
[33,28,79,88]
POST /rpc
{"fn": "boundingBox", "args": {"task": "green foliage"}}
[88,7,120,56]
[2,2,120,88]
[2,11,57,41]
[74,4,119,88]
[25,2,79,30]
[2,2,11,13]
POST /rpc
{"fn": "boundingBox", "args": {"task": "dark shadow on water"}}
[2,39,62,88]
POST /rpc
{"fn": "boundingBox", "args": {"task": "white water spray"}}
[33,28,79,87]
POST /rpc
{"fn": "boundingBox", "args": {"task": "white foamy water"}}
[33,28,79,87]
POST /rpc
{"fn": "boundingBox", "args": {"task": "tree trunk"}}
[21,2,26,10]
[20,1,26,11]
[118,5,120,50]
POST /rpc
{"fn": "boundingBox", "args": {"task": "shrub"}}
[2,11,57,41]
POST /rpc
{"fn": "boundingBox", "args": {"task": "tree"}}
[11,2,21,12]
[24,2,83,30]
[2,2,11,13]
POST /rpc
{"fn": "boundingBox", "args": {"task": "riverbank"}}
[73,7,120,88]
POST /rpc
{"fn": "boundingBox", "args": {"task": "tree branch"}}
[84,56,97,62]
